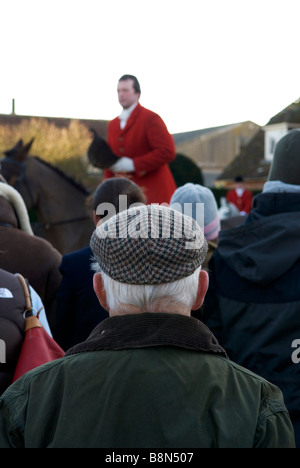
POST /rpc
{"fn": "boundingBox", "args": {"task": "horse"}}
[0,139,95,254]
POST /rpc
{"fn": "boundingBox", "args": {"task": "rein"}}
[0,156,35,206]
[0,222,16,228]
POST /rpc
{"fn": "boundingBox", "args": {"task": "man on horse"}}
[104,74,177,204]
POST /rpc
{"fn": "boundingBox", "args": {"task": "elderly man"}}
[0,205,295,448]
[54,177,146,350]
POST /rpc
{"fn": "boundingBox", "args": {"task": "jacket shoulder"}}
[61,246,92,268]
[136,104,162,121]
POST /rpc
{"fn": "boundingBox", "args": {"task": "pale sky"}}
[0,0,299,134]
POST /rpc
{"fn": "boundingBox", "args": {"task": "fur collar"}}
[0,183,33,235]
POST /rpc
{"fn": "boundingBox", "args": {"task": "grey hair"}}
[91,260,201,313]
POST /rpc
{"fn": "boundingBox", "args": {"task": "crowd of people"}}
[0,75,299,448]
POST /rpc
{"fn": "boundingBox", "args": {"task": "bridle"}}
[0,156,90,230]
[0,156,35,206]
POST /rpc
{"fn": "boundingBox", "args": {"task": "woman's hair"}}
[92,265,201,313]
[86,177,146,220]
[93,177,145,211]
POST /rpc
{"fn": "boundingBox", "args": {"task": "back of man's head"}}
[268,129,300,185]
[90,204,208,312]
[91,204,207,285]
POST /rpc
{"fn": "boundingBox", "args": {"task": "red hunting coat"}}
[104,104,177,204]
[226,189,253,214]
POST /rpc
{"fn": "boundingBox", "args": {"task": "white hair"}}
[92,261,201,313]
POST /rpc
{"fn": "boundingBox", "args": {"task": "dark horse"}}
[0,139,94,254]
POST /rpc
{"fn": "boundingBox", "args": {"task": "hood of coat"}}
[216,192,300,285]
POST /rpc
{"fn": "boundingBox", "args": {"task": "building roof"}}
[172,123,236,145]
[216,129,269,182]
[267,98,300,125]
[216,98,300,186]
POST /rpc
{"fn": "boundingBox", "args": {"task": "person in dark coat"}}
[0,268,27,395]
[0,183,62,332]
[0,204,294,448]
[53,177,146,350]
[203,129,300,447]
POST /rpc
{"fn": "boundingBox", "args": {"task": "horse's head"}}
[0,138,37,209]
[1,138,34,184]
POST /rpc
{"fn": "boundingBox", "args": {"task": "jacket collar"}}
[119,103,142,134]
[251,192,300,217]
[66,313,228,358]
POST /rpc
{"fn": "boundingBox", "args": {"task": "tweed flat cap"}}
[90,204,208,285]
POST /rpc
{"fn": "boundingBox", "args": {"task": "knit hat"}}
[170,183,220,241]
[268,129,300,185]
[90,204,208,285]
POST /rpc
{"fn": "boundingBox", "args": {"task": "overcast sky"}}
[0,0,299,134]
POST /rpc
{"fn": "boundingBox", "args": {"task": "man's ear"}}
[191,270,209,310]
[92,211,102,227]
[93,273,109,311]
[92,211,98,227]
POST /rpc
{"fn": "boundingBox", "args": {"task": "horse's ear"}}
[3,139,23,157]
[24,138,34,153]
[18,138,34,162]
[89,128,98,139]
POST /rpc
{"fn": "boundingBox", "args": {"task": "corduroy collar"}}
[65,313,228,358]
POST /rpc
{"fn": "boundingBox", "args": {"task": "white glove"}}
[110,157,135,173]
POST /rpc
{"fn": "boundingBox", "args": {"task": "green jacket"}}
[0,313,295,448]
